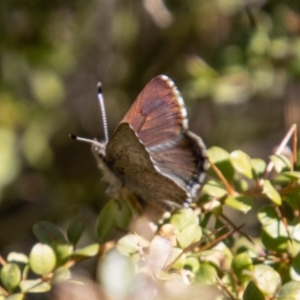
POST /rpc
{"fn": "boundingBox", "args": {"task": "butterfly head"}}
[91,140,107,158]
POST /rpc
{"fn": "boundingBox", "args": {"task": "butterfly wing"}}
[121,75,186,147]
[105,123,188,206]
[120,75,207,203]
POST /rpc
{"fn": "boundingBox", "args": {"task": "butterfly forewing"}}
[121,76,187,148]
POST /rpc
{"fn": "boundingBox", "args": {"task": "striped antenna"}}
[97,82,109,143]
[69,134,102,147]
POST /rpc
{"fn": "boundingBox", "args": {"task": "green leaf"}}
[282,171,300,180]
[112,198,133,229]
[272,174,292,186]
[195,262,217,285]
[169,209,199,230]
[243,281,265,300]
[96,199,119,243]
[261,229,288,252]
[72,243,99,258]
[278,281,300,300]
[176,224,202,249]
[5,294,24,300]
[29,243,56,275]
[284,191,300,210]
[258,206,278,225]
[67,220,85,245]
[52,266,71,284]
[230,150,254,179]
[290,252,300,281]
[19,279,51,293]
[252,264,281,297]
[207,146,234,181]
[33,221,67,245]
[225,195,254,213]
[258,206,288,239]
[202,180,227,198]
[117,234,149,256]
[251,158,266,179]
[0,263,21,292]
[232,252,253,282]
[52,242,73,266]
[270,154,292,173]
[262,180,282,205]
[7,253,28,264]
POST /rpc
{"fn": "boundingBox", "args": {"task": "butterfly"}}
[72,75,207,210]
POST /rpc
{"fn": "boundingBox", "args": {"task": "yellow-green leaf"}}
[230,150,253,179]
[263,180,282,205]
[29,244,56,275]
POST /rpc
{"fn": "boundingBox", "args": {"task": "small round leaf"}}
[176,224,202,249]
[230,150,253,179]
[202,180,227,198]
[251,158,266,178]
[252,264,281,297]
[195,262,217,285]
[0,263,21,291]
[170,209,199,230]
[117,234,149,257]
[29,243,56,275]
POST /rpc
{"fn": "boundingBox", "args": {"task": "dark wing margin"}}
[148,131,207,200]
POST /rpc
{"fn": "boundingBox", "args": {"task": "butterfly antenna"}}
[97,82,109,143]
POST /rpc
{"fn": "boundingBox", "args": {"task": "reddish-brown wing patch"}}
[120,75,187,148]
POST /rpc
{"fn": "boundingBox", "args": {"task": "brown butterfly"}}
[72,75,207,210]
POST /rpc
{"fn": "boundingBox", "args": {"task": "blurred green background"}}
[0,0,300,253]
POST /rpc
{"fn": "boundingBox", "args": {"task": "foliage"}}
[1,143,300,299]
[1,0,300,299]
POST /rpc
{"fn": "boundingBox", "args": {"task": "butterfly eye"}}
[92,144,106,158]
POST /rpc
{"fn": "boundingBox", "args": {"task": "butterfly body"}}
[92,75,207,209]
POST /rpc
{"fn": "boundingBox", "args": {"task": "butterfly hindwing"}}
[105,123,188,206]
